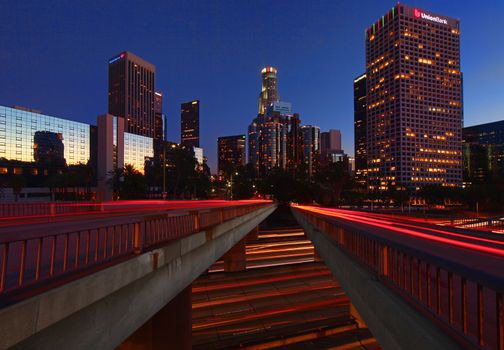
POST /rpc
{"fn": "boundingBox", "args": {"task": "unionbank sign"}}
[414,8,448,25]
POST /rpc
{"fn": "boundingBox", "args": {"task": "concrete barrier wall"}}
[292,209,460,350]
[1,204,276,350]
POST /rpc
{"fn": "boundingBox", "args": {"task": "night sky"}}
[1,1,503,172]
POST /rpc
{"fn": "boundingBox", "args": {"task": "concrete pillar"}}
[118,286,192,350]
[245,226,259,242]
[349,302,366,329]
[223,237,246,272]
[314,249,322,262]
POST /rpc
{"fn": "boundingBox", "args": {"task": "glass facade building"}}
[463,120,504,183]
[124,132,153,174]
[0,105,91,165]
[258,67,279,115]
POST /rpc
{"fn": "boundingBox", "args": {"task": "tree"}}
[8,175,26,202]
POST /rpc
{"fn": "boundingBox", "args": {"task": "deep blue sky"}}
[1,1,503,172]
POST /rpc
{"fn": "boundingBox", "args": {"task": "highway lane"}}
[192,218,379,349]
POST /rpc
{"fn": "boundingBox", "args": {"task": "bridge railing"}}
[0,202,270,303]
[294,207,504,350]
[0,201,104,217]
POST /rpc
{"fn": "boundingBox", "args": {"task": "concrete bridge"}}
[1,200,503,349]
[0,201,276,349]
[292,205,504,350]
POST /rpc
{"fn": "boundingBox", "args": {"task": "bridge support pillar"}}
[223,237,246,272]
[246,226,259,242]
[118,285,192,350]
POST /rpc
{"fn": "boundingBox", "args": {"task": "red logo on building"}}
[414,9,421,18]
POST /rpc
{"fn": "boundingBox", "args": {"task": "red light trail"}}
[295,205,504,258]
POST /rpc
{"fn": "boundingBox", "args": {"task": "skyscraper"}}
[180,100,200,148]
[321,129,342,153]
[108,51,156,138]
[301,125,320,178]
[154,91,165,141]
[258,67,279,115]
[248,101,302,175]
[365,4,462,190]
[218,135,246,176]
[353,73,367,184]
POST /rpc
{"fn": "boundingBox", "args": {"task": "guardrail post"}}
[190,210,200,233]
[133,222,142,255]
[382,245,389,277]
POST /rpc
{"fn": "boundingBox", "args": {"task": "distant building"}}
[353,73,367,185]
[218,135,246,176]
[108,51,156,138]
[154,91,165,141]
[463,120,504,183]
[180,100,200,148]
[34,131,66,168]
[193,147,204,165]
[321,129,342,153]
[301,125,320,178]
[248,107,302,176]
[258,67,279,115]
[365,4,462,190]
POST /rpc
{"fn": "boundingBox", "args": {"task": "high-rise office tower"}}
[258,67,279,115]
[154,91,165,141]
[365,4,462,190]
[248,102,301,175]
[321,129,342,152]
[218,135,246,176]
[301,125,320,178]
[353,73,367,184]
[180,100,200,148]
[108,51,156,138]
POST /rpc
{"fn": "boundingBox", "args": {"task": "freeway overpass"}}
[293,204,504,350]
[0,200,276,349]
[1,200,503,349]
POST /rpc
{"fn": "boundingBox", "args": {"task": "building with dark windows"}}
[154,91,165,141]
[108,51,156,138]
[180,100,200,148]
[463,120,504,184]
[353,73,367,184]
[217,135,246,176]
[321,129,342,153]
[301,125,320,178]
[258,67,279,115]
[34,131,66,168]
[365,4,462,191]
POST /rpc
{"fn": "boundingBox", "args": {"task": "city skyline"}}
[1,1,503,172]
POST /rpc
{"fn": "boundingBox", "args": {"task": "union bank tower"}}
[365,4,462,190]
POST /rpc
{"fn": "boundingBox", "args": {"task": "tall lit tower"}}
[366,4,462,190]
[258,67,279,115]
[108,51,156,138]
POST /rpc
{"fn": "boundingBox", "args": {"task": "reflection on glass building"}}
[0,105,90,165]
[124,132,153,174]
[463,120,504,184]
